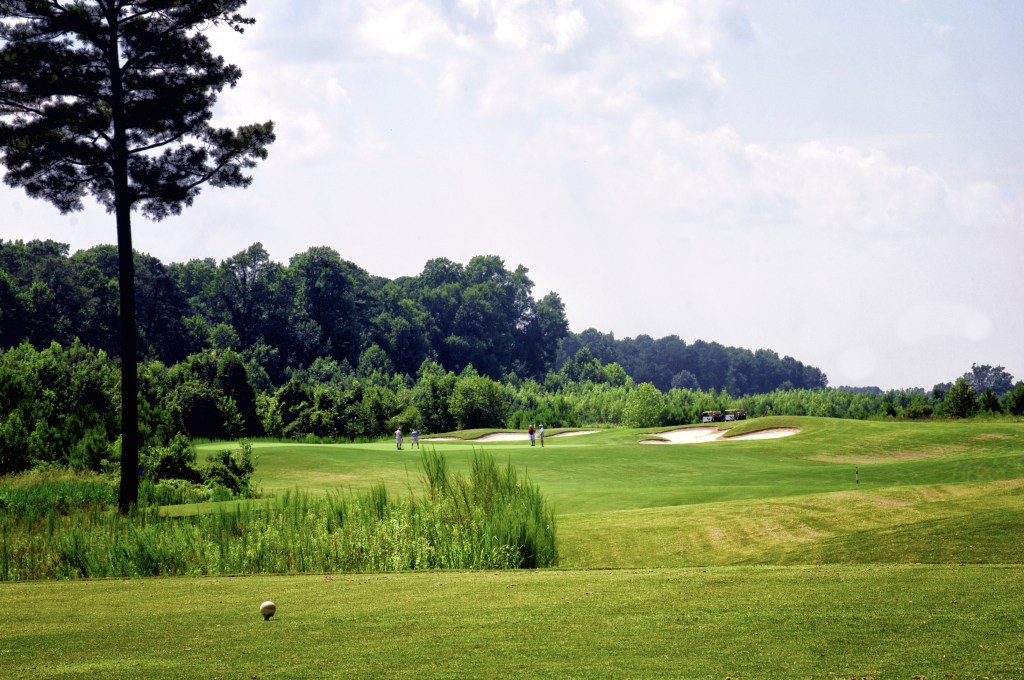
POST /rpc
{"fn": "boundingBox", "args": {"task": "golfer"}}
[539,423,545,447]
[528,423,535,446]
[412,429,420,449]
[395,428,403,450]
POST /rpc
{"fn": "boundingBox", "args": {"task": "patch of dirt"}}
[639,428,723,445]
[464,430,599,443]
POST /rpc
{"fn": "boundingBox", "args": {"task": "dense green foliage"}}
[558,330,829,394]
[0,240,571,383]
[0,451,555,580]
[2,338,1021,477]
[0,239,839,399]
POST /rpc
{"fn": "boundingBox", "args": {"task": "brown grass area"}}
[990,478,1024,489]
[830,491,912,507]
[973,433,1014,441]
[808,447,968,465]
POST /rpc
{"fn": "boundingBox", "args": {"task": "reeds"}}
[0,450,556,581]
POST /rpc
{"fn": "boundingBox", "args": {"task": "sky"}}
[3,0,1022,390]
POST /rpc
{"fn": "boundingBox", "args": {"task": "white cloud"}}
[896,303,993,344]
[622,0,718,54]
[5,0,1021,391]
[927,21,953,37]
[838,346,879,383]
[358,1,460,56]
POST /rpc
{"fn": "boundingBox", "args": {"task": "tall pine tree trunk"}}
[116,197,139,512]
[108,10,139,513]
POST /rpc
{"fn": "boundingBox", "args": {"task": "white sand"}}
[640,427,799,445]
[474,432,530,442]
[731,428,800,440]
[472,430,599,442]
[421,430,600,443]
[640,428,724,444]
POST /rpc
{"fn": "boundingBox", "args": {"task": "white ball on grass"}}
[260,600,276,620]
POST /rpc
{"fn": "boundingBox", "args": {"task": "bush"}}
[0,469,117,518]
[201,440,256,497]
[142,434,202,484]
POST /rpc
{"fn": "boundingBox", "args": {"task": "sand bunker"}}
[423,430,598,443]
[640,427,800,445]
[472,430,598,442]
[474,432,530,442]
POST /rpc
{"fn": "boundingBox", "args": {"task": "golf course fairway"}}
[3,416,1023,678]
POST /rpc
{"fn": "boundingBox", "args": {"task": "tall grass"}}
[0,450,556,581]
[0,469,117,521]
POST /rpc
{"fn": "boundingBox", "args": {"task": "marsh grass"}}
[0,450,556,581]
[0,469,117,519]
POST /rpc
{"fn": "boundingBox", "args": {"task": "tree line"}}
[0,240,569,383]
[1,238,829,396]
[3,337,1021,479]
[557,333,827,395]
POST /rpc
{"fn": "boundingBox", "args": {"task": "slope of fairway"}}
[195,417,1024,568]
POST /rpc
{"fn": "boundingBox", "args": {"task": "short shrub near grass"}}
[0,450,556,580]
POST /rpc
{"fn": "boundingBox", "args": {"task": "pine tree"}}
[0,1,274,510]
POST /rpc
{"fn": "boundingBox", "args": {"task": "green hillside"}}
[5,416,1023,678]
[192,417,1024,568]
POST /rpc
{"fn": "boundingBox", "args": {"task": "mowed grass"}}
[3,566,1022,679]
[5,416,1024,677]
[195,417,1024,568]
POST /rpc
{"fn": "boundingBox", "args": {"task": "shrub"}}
[201,440,256,497]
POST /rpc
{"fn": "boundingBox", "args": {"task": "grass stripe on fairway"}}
[559,480,1024,568]
[2,565,1021,679]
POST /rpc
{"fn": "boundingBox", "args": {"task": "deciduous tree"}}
[942,377,978,419]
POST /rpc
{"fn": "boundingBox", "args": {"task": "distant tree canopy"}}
[0,240,839,394]
[0,241,571,382]
[962,364,1015,397]
[557,329,828,396]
